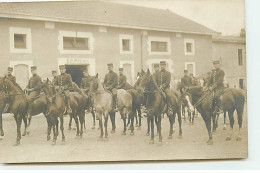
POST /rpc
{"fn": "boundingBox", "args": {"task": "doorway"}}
[65,65,88,86]
[14,64,29,89]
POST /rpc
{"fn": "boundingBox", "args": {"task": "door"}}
[123,63,132,85]
[187,64,194,75]
[14,64,29,89]
[65,65,88,86]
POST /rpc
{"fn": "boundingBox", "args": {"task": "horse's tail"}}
[235,90,245,128]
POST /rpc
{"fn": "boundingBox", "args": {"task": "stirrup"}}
[3,104,9,113]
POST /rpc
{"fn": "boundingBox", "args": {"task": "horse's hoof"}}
[22,132,26,136]
[207,140,213,145]
[61,141,66,145]
[51,141,56,145]
[121,131,126,135]
[191,122,194,125]
[137,126,141,130]
[223,127,226,130]
[72,127,76,130]
[156,133,159,136]
[92,126,95,130]
[128,127,131,130]
[226,137,231,141]
[68,127,71,130]
[178,135,183,139]
[212,130,216,135]
[47,136,51,141]
[98,137,103,141]
[146,133,150,136]
[111,130,115,134]
[13,141,20,146]
[0,131,4,136]
[135,124,138,127]
[0,136,3,140]
[236,137,242,141]
[149,139,154,144]
[130,132,134,136]
[26,131,30,135]
[168,135,172,139]
[158,141,163,146]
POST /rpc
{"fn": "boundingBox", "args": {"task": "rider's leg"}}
[112,88,118,112]
[64,90,72,114]
[165,88,173,115]
[27,91,37,119]
[214,88,224,114]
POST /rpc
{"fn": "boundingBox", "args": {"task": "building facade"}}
[0,1,246,89]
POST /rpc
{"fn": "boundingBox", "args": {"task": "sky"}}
[2,0,245,35]
[109,0,245,35]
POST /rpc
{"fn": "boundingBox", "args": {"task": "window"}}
[148,36,171,55]
[58,31,94,54]
[9,27,32,53]
[119,34,133,54]
[239,79,244,89]
[151,41,168,52]
[63,37,89,50]
[184,39,195,55]
[14,34,27,49]
[238,49,243,65]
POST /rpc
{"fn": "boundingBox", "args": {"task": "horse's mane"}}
[0,77,23,93]
[188,86,203,95]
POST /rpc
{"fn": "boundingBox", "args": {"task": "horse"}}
[117,89,134,135]
[0,86,6,140]
[0,77,28,145]
[180,94,196,124]
[41,80,66,145]
[88,74,113,140]
[181,86,245,144]
[138,69,166,145]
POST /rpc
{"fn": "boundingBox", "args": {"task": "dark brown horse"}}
[0,86,6,140]
[0,77,27,145]
[41,80,66,145]
[181,86,245,144]
[138,70,165,145]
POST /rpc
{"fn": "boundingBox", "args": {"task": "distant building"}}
[0,1,246,90]
[213,29,246,89]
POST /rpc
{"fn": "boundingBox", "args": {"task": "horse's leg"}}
[79,112,84,137]
[138,106,142,128]
[135,109,138,127]
[188,111,191,124]
[104,114,108,139]
[157,114,163,145]
[212,113,217,133]
[127,114,130,127]
[236,109,243,141]
[22,116,28,136]
[192,111,195,125]
[182,105,186,123]
[168,114,174,139]
[223,112,227,130]
[91,111,95,129]
[146,116,150,136]
[177,109,183,138]
[13,114,22,146]
[201,113,213,145]
[60,115,65,143]
[56,118,59,137]
[73,114,80,137]
[0,112,4,138]
[121,110,126,135]
[130,112,134,135]
[155,116,159,136]
[47,117,52,141]
[51,119,56,145]
[68,115,72,130]
[110,112,116,133]
[226,110,235,141]
[149,115,154,144]
[98,115,103,141]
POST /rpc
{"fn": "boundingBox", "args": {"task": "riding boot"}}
[216,96,223,114]
[112,96,118,112]
[3,103,9,113]
[67,98,72,114]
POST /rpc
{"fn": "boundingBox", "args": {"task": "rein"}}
[192,90,213,108]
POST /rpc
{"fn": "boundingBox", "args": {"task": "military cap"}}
[31,66,37,70]
[107,63,113,67]
[8,67,13,71]
[52,70,57,74]
[213,60,220,64]
[154,64,159,68]
[160,61,166,66]
[119,68,123,71]
[184,70,188,73]
[59,65,66,69]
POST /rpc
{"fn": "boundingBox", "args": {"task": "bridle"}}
[43,83,56,103]
[1,79,24,98]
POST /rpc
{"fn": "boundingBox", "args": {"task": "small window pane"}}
[238,49,243,65]
[151,41,167,52]
[122,39,130,51]
[186,43,192,52]
[63,37,89,50]
[14,34,26,49]
[239,79,244,89]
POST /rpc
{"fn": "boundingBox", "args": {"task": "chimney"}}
[240,28,245,37]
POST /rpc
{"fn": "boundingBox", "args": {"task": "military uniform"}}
[118,73,133,90]
[104,64,118,111]
[80,74,91,94]
[181,74,192,87]
[156,61,171,100]
[6,74,16,85]
[26,74,42,103]
[54,65,73,113]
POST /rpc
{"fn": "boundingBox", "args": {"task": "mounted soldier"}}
[25,66,42,119]
[203,71,211,87]
[117,68,133,90]
[103,63,118,112]
[53,65,73,114]
[156,61,171,99]
[80,68,91,95]
[207,60,225,114]
[181,70,192,87]
[51,70,58,84]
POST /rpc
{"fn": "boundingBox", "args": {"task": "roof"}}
[213,35,246,44]
[0,1,218,35]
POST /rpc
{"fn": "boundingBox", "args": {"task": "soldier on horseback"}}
[207,60,225,114]
[53,65,73,114]
[51,70,58,84]
[104,63,118,112]
[181,70,192,87]
[117,68,133,90]
[25,66,42,119]
[80,68,91,95]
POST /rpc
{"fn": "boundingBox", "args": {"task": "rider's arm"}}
[162,72,171,89]
[215,70,225,87]
[32,76,42,91]
[111,73,118,89]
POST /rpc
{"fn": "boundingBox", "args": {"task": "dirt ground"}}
[0,105,248,163]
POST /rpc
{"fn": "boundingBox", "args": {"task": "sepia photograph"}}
[0,0,247,163]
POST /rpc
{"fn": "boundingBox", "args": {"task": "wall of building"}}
[213,40,246,89]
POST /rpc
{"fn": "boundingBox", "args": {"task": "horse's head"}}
[138,69,154,93]
[88,74,99,96]
[0,76,15,96]
[42,78,56,103]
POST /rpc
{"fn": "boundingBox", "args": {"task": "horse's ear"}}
[147,69,150,75]
[47,78,49,83]
[96,73,98,78]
